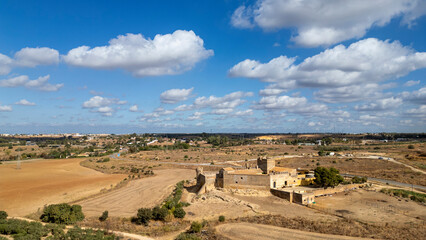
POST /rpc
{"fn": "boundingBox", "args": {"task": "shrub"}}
[175,233,201,240]
[408,144,415,149]
[173,207,186,219]
[218,215,225,222]
[99,210,108,222]
[0,211,7,220]
[152,206,169,221]
[40,203,84,224]
[189,221,202,233]
[135,208,152,225]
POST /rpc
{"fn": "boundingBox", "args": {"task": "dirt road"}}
[216,222,371,240]
[0,158,126,216]
[77,169,195,217]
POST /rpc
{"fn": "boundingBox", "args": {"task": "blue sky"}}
[0,0,425,134]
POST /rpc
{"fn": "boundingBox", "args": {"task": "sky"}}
[0,0,425,134]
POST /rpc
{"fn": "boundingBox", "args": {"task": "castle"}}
[196,156,316,204]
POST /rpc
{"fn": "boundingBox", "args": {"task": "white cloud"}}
[0,104,12,112]
[0,75,63,92]
[253,95,328,114]
[174,104,193,111]
[129,105,139,112]
[15,99,36,106]
[83,96,114,108]
[404,80,420,87]
[355,97,402,111]
[63,30,213,77]
[232,0,426,47]
[188,111,205,120]
[0,53,13,75]
[230,39,426,90]
[194,91,253,109]
[82,96,126,116]
[231,6,255,28]
[401,87,426,104]
[259,88,285,96]
[160,87,194,104]
[405,105,426,118]
[211,108,233,115]
[14,47,59,67]
[234,109,253,116]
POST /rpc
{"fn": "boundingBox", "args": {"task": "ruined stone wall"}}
[223,173,270,190]
[270,189,293,202]
[312,184,363,196]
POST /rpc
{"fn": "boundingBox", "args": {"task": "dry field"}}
[313,189,426,224]
[216,222,370,240]
[76,169,195,217]
[0,158,126,216]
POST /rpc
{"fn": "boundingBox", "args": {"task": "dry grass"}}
[233,215,425,240]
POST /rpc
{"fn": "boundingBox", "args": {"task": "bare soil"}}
[76,169,195,217]
[313,189,426,224]
[0,158,126,216]
[216,222,371,240]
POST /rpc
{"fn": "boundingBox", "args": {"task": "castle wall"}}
[223,172,270,190]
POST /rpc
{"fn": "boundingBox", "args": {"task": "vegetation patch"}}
[380,188,426,203]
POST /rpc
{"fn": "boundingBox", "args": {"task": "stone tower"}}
[257,156,275,174]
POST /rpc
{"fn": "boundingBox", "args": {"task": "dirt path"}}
[77,169,195,217]
[216,222,371,240]
[0,158,126,217]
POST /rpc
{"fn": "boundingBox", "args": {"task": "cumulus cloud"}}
[231,0,426,47]
[188,111,205,120]
[160,87,194,104]
[253,95,328,114]
[401,87,426,104]
[63,30,213,77]
[0,54,13,75]
[15,99,36,106]
[0,103,12,112]
[230,38,426,90]
[0,75,63,92]
[194,91,253,110]
[82,96,126,116]
[355,97,403,111]
[404,80,420,87]
[0,47,59,75]
[405,105,426,118]
[129,105,140,112]
[14,47,59,67]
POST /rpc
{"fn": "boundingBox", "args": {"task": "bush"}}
[40,203,84,224]
[408,144,415,149]
[152,206,169,221]
[135,208,152,225]
[0,211,7,220]
[175,233,201,240]
[351,176,367,184]
[189,221,202,233]
[173,207,186,219]
[218,215,225,222]
[99,210,108,222]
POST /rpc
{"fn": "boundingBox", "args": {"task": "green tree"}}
[173,207,186,218]
[0,210,7,220]
[135,208,152,225]
[189,221,202,233]
[314,167,344,188]
[152,206,169,221]
[40,203,84,224]
[99,210,108,222]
